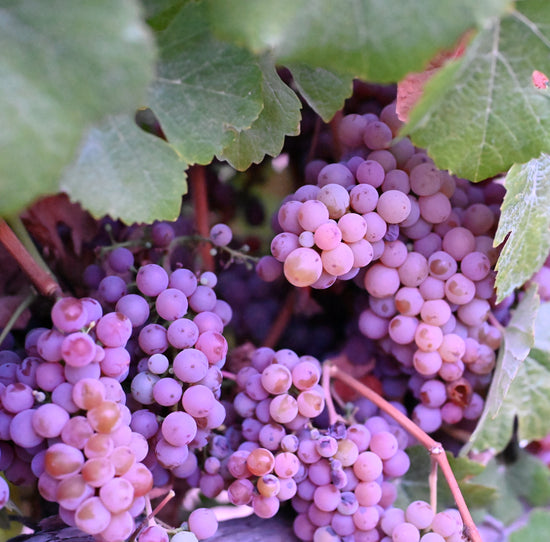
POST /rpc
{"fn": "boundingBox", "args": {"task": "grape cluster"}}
[0,257,233,541]
[271,104,506,433]
[200,345,466,542]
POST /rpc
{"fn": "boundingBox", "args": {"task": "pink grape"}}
[284,247,323,287]
[188,507,219,539]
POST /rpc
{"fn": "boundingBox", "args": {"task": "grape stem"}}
[0,217,61,297]
[329,364,482,542]
[321,363,346,426]
[487,312,505,336]
[189,165,215,272]
[329,110,343,159]
[429,457,438,513]
[222,370,237,381]
[129,490,176,541]
[306,117,322,164]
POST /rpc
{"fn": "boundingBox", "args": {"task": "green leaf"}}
[510,509,550,542]
[0,0,156,217]
[487,285,539,417]
[147,1,263,165]
[207,0,510,82]
[218,57,301,170]
[494,154,550,301]
[60,115,186,224]
[394,446,495,511]
[533,301,550,353]
[142,0,188,30]
[473,452,550,525]
[406,0,550,181]
[463,295,550,455]
[288,65,353,122]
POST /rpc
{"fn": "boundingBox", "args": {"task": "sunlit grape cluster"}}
[271,104,507,433]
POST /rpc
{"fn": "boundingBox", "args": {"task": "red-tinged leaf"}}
[396,34,470,122]
[21,194,98,259]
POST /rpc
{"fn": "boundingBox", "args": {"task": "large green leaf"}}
[473,451,550,525]
[406,0,550,181]
[60,115,186,224]
[487,285,539,417]
[288,65,353,122]
[394,446,495,511]
[207,0,510,82]
[142,0,188,30]
[494,154,550,301]
[463,297,550,456]
[510,509,550,542]
[147,1,263,165]
[218,57,301,170]
[0,0,156,217]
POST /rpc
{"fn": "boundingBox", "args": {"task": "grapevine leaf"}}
[494,154,550,301]
[60,115,186,224]
[488,285,539,417]
[406,0,550,181]
[464,296,550,455]
[473,452,550,525]
[218,57,301,170]
[394,446,495,511]
[510,509,550,542]
[288,65,353,122]
[147,0,263,165]
[0,0,156,217]
[533,301,550,353]
[207,0,510,83]
[142,0,188,31]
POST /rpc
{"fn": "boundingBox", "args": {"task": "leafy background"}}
[4,0,550,537]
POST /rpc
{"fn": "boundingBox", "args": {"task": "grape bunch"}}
[271,103,507,433]
[0,256,233,541]
[198,345,466,542]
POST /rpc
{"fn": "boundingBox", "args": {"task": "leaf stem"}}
[0,218,61,297]
[0,289,36,346]
[329,364,481,542]
[189,165,214,272]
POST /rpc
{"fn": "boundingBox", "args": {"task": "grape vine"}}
[3,1,550,542]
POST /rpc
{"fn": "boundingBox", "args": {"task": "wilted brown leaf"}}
[21,194,98,259]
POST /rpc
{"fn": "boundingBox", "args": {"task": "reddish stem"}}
[429,457,438,513]
[189,166,214,272]
[321,363,345,426]
[306,117,322,164]
[262,290,296,349]
[329,364,481,542]
[0,218,60,297]
[487,312,505,336]
[329,110,343,159]
[221,370,237,382]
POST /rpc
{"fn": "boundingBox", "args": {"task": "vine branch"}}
[189,165,215,272]
[263,290,296,349]
[329,363,481,542]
